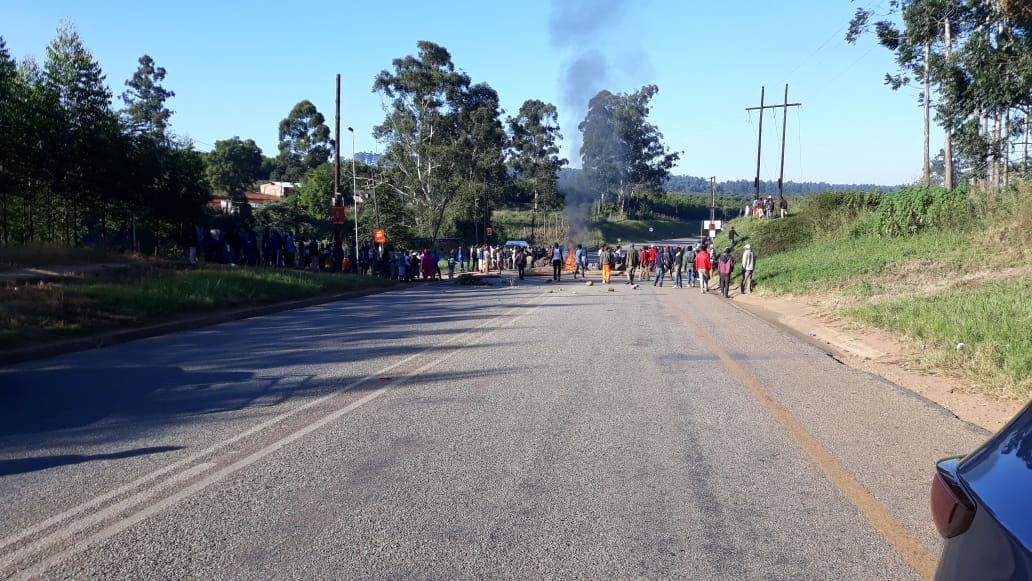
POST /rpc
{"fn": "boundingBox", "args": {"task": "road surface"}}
[0,272,989,579]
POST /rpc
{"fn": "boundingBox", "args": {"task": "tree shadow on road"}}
[0,445,183,476]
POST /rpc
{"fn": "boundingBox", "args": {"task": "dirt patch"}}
[734,291,1026,432]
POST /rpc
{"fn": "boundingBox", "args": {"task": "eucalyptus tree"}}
[506,99,567,211]
[276,100,332,183]
[941,2,1032,186]
[847,0,968,188]
[578,85,679,219]
[846,0,1032,189]
[373,41,506,244]
[449,81,508,241]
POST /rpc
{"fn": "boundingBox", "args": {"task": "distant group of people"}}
[190,224,349,272]
[572,238,756,298]
[742,195,788,219]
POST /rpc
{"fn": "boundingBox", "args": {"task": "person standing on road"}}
[515,247,528,280]
[625,243,640,285]
[653,245,670,287]
[551,243,564,281]
[574,244,587,279]
[599,244,613,284]
[672,246,685,288]
[741,244,755,294]
[717,247,735,298]
[695,244,712,293]
[447,248,457,279]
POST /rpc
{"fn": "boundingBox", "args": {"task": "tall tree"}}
[506,99,567,210]
[0,37,20,244]
[206,137,263,200]
[121,54,175,143]
[373,41,505,244]
[43,23,120,244]
[276,100,332,183]
[449,82,508,240]
[578,85,679,219]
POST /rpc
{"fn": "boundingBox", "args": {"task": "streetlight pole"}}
[348,127,358,273]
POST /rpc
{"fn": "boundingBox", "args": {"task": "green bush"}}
[871,185,972,237]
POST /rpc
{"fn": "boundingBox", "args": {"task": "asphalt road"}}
[0,272,990,579]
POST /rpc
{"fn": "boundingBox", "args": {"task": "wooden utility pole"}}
[332,74,342,242]
[751,87,764,201]
[746,84,801,200]
[334,74,341,204]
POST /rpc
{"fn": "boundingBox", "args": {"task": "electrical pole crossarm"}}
[745,103,802,111]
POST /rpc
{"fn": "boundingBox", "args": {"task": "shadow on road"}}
[0,366,253,438]
[0,445,183,476]
[0,282,541,453]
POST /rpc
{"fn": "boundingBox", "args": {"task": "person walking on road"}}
[684,246,696,288]
[717,247,735,298]
[574,244,587,279]
[515,247,528,280]
[550,243,564,281]
[598,244,613,284]
[741,244,755,294]
[625,243,640,285]
[695,244,712,293]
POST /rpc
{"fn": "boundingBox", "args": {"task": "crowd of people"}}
[187,225,758,295]
[584,239,757,299]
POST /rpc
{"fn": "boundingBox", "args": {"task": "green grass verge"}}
[0,264,394,350]
[722,186,1032,400]
[844,277,1032,398]
[751,232,971,294]
[84,267,394,317]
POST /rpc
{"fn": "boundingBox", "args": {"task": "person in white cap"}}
[741,244,755,294]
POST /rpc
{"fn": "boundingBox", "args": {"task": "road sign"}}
[373,229,386,244]
[485,226,493,236]
[330,206,346,224]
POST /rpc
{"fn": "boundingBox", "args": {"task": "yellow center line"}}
[663,293,936,580]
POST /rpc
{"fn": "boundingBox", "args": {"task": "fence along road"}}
[0,274,988,578]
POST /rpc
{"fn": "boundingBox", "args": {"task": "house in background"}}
[260,181,298,198]
[210,181,300,213]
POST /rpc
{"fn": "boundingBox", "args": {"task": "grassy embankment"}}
[0,250,394,351]
[709,186,1032,401]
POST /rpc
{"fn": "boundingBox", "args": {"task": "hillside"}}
[707,185,1032,404]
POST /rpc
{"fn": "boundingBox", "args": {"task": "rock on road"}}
[0,273,989,579]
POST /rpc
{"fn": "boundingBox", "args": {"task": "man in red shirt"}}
[694,244,712,293]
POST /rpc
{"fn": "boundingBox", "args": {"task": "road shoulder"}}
[732,292,1024,432]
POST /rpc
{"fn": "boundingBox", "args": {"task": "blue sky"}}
[2,0,931,186]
